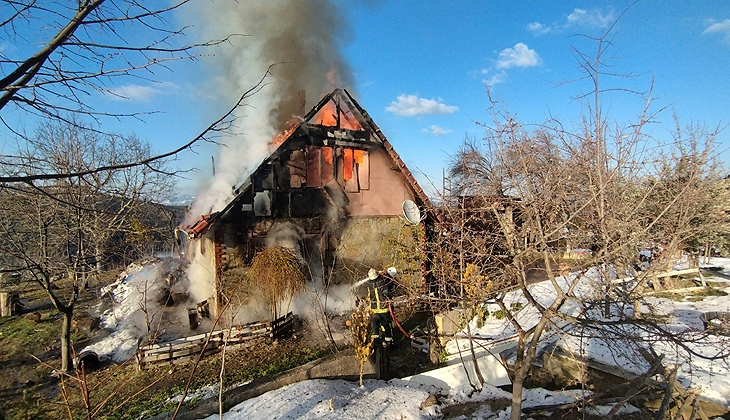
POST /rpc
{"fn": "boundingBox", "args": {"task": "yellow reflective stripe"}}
[375,287,381,310]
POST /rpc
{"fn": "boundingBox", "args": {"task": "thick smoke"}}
[186,0,354,222]
[82,257,214,362]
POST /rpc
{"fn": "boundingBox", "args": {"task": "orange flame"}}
[343,148,353,181]
[270,119,301,149]
[354,149,365,165]
[312,100,363,130]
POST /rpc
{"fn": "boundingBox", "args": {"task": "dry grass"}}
[347,301,373,386]
[248,246,307,320]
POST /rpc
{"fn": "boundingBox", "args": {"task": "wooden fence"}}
[136,312,295,369]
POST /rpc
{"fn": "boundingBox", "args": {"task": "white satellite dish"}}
[402,200,422,224]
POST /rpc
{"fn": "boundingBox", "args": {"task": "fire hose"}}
[388,302,411,339]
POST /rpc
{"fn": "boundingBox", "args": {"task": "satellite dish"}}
[402,200,422,224]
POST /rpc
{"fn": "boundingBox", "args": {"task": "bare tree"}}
[0,118,172,372]
[0,0,270,184]
[432,29,730,420]
[0,1,229,127]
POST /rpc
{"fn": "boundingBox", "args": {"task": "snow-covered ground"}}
[200,378,604,420]
[202,379,440,420]
[443,257,730,407]
[82,260,169,362]
[203,257,730,419]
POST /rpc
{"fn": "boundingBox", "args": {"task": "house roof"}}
[181,88,435,237]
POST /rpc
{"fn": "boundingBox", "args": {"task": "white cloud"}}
[107,82,178,102]
[566,8,615,28]
[483,71,507,86]
[704,18,730,44]
[385,95,459,117]
[422,125,452,136]
[496,43,542,69]
[478,44,539,86]
[527,9,615,37]
[526,21,552,36]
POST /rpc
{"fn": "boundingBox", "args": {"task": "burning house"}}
[180,88,435,319]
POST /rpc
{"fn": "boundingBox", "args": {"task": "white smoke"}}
[82,256,215,362]
[185,0,355,223]
[185,242,217,304]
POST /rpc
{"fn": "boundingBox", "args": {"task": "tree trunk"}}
[510,369,524,420]
[60,307,74,372]
[95,244,104,272]
[465,311,485,388]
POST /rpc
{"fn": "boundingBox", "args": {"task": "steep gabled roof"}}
[181,88,435,237]
[332,89,432,210]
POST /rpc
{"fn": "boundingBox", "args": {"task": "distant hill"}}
[157,194,196,207]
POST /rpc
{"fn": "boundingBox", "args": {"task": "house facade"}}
[180,89,434,317]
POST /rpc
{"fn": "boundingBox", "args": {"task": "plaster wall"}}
[345,148,415,217]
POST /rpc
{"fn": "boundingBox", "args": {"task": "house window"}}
[253,191,271,216]
[336,148,369,192]
[343,148,354,181]
[355,149,369,190]
[305,146,335,188]
[304,146,368,191]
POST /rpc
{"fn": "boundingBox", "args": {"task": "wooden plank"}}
[136,318,288,369]
[142,333,270,358]
[655,268,701,278]
[612,268,702,284]
[139,332,270,359]
[140,324,271,352]
[139,335,267,364]
[645,286,705,296]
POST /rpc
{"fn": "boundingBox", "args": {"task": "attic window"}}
[304,146,368,191]
[311,98,363,131]
[355,150,369,190]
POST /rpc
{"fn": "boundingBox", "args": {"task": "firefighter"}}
[367,267,396,346]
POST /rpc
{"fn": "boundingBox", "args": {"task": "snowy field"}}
[200,378,608,420]
[445,256,730,408]
[205,258,730,419]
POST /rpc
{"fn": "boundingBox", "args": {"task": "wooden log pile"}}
[136,312,295,369]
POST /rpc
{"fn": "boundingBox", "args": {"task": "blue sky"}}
[337,1,730,196]
[183,1,730,197]
[4,1,728,199]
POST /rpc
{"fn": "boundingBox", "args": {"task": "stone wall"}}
[334,217,424,288]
